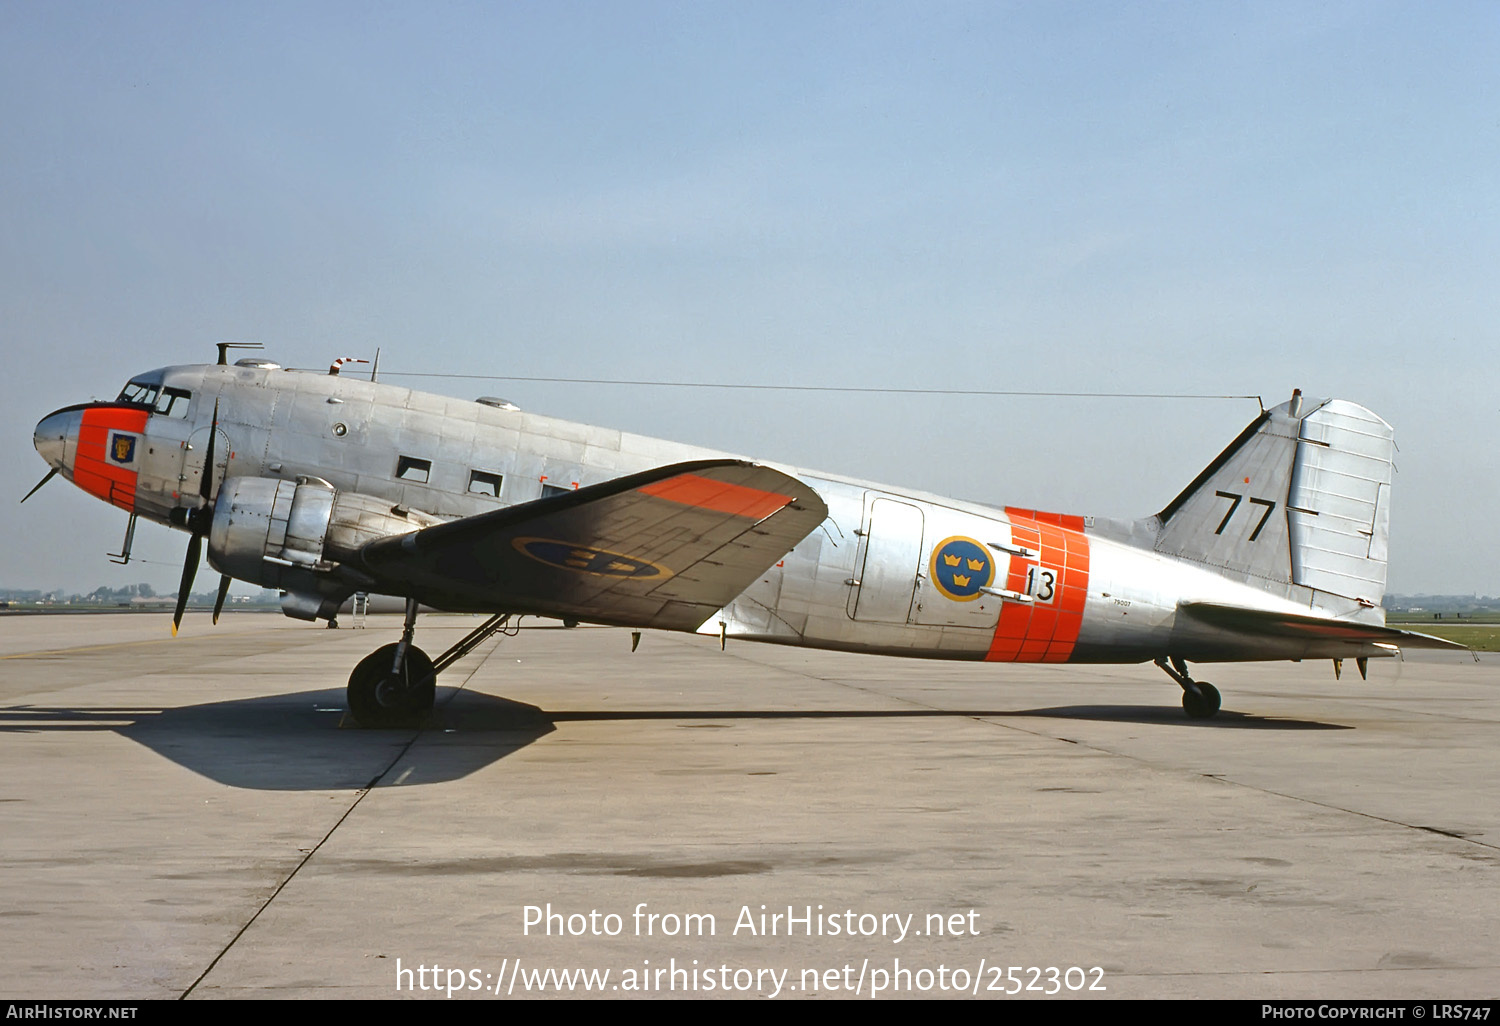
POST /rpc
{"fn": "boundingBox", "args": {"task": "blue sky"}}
[3,1,1497,595]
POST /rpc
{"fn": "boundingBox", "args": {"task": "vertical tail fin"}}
[1153,392,1394,609]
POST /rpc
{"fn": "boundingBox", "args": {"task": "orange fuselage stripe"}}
[638,474,793,520]
[986,509,1090,663]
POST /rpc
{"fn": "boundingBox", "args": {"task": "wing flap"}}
[359,460,827,630]
[1179,601,1468,650]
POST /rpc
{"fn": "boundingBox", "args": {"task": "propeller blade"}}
[172,533,202,636]
[200,398,221,503]
[212,575,231,624]
[175,401,223,635]
[20,468,58,503]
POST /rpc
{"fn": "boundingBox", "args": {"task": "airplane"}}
[27,345,1461,726]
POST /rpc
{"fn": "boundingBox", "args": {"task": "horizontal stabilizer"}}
[1179,601,1468,650]
[359,460,828,631]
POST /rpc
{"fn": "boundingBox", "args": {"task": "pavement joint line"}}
[691,634,1500,856]
[951,711,1500,856]
[179,775,391,1000]
[979,715,1500,857]
[429,631,511,712]
[1210,782,1500,855]
[947,708,1500,857]
[180,631,509,998]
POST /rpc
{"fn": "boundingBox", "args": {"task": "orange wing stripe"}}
[638,474,792,520]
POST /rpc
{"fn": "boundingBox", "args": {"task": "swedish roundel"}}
[929,536,995,602]
[512,537,669,579]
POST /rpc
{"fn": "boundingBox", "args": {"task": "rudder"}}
[1285,399,1393,606]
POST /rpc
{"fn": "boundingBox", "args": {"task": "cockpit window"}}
[154,387,191,418]
[118,381,156,406]
[116,381,191,418]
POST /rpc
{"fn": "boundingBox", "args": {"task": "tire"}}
[347,643,436,728]
[1182,682,1221,719]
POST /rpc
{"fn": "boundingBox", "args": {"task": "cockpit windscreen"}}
[118,381,191,418]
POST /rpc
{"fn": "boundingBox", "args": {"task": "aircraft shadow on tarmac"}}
[0,688,1347,791]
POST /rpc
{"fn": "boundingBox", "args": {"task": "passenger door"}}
[847,495,923,623]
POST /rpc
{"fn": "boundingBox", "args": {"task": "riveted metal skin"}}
[34,360,1457,669]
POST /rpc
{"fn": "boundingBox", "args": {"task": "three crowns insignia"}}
[933,537,994,600]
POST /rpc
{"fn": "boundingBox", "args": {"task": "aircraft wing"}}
[1178,601,1469,650]
[358,460,828,631]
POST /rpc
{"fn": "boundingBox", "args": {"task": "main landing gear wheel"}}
[342,600,513,728]
[347,643,435,728]
[1155,656,1223,719]
[1182,682,1221,719]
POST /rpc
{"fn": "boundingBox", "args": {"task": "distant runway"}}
[0,612,1495,999]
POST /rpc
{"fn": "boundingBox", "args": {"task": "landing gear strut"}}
[345,600,512,727]
[1155,656,1222,719]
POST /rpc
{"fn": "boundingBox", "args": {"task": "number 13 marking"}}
[1025,566,1056,603]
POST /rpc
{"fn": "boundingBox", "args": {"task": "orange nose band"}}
[75,407,150,511]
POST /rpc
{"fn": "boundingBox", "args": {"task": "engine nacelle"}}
[208,476,442,611]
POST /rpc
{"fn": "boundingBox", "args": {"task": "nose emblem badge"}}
[111,433,138,465]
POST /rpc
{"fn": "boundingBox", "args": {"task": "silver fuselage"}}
[34,362,1394,665]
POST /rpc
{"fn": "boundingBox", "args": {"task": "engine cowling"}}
[208,476,442,616]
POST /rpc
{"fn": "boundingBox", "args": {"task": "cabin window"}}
[468,470,502,497]
[396,456,431,483]
[541,483,571,499]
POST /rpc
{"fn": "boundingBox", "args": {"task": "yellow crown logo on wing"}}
[966,558,985,571]
[952,573,971,587]
[943,554,961,566]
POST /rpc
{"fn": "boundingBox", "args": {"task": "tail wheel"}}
[347,643,435,728]
[1182,682,1221,719]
